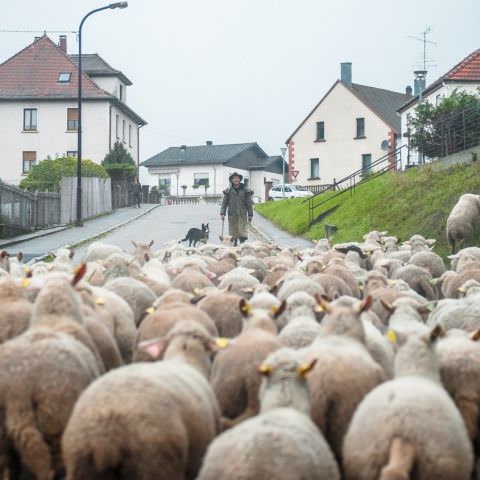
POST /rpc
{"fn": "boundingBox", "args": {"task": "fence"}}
[60,177,112,225]
[111,180,135,209]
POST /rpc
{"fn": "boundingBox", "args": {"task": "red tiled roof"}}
[447,48,480,81]
[398,48,480,113]
[0,35,108,99]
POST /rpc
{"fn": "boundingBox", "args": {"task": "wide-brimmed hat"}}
[229,172,243,182]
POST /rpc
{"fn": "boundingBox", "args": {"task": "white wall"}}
[110,104,138,164]
[90,76,126,102]
[290,82,394,186]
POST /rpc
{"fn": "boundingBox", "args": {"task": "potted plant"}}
[181,184,187,196]
[203,183,210,196]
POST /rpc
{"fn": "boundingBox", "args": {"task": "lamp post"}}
[280,146,287,199]
[76,2,128,226]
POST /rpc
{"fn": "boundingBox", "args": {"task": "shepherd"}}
[220,172,253,245]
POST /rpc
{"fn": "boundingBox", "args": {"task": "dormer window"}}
[58,72,71,83]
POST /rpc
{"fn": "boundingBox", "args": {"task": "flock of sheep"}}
[0,193,478,479]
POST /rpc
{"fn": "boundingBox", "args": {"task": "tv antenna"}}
[407,26,437,71]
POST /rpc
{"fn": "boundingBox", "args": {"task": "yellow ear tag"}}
[270,305,278,314]
[145,307,155,314]
[20,278,31,288]
[215,337,229,348]
[386,330,397,344]
[193,288,202,296]
[241,303,251,314]
[95,298,105,306]
[298,363,312,376]
[258,364,272,375]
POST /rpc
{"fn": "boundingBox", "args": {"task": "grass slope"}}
[255,162,480,258]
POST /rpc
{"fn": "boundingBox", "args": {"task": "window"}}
[128,124,132,147]
[122,120,126,142]
[66,151,77,157]
[22,151,36,174]
[115,115,120,138]
[119,84,124,101]
[23,108,37,131]
[310,158,319,179]
[67,108,78,131]
[316,121,325,141]
[362,154,372,172]
[356,118,365,138]
[58,72,71,83]
[436,94,442,106]
[194,173,209,186]
[158,176,171,196]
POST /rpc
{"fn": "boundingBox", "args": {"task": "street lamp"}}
[280,146,287,199]
[76,1,128,226]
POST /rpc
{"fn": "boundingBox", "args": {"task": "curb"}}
[0,225,70,249]
[249,221,274,244]
[27,204,160,264]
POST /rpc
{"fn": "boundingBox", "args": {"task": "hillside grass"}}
[255,162,480,259]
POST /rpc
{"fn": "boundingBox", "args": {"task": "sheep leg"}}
[379,437,415,480]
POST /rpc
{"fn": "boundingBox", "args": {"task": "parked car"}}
[268,184,314,200]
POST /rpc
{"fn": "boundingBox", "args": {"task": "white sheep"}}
[446,193,480,254]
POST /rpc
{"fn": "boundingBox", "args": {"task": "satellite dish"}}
[381,140,389,151]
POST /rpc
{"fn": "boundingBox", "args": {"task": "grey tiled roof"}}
[351,83,410,132]
[70,53,132,85]
[141,143,258,167]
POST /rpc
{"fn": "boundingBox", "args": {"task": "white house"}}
[397,48,480,164]
[140,142,287,201]
[0,35,146,185]
[286,63,411,190]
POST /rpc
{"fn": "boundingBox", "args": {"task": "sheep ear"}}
[429,325,445,343]
[271,300,287,319]
[138,338,167,360]
[190,294,206,305]
[357,295,373,314]
[16,251,24,262]
[131,241,138,248]
[219,236,224,241]
[380,299,395,313]
[258,364,273,376]
[470,330,480,342]
[239,299,252,316]
[269,284,279,295]
[314,294,332,314]
[211,337,231,352]
[148,240,154,247]
[417,302,435,315]
[71,263,87,286]
[69,250,75,259]
[297,358,317,377]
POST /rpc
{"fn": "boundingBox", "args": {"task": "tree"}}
[102,141,137,180]
[19,156,109,192]
[409,91,480,159]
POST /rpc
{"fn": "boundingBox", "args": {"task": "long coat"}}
[220,184,253,238]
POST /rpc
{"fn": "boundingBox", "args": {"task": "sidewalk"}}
[251,211,314,249]
[0,204,159,263]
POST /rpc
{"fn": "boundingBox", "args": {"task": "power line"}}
[0,29,77,34]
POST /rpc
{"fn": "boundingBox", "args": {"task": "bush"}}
[102,140,135,165]
[19,156,109,192]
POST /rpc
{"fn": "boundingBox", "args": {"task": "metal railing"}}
[305,145,406,225]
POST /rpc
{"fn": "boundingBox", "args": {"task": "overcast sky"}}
[1,0,479,168]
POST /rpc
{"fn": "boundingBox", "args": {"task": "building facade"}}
[141,142,286,201]
[286,63,410,188]
[0,35,146,185]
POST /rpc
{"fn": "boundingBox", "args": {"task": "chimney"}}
[58,35,67,53]
[341,62,352,88]
[34,36,41,41]
[406,85,413,97]
[206,140,213,146]
[413,70,427,96]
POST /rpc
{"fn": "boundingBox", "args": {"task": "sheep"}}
[141,256,172,285]
[83,241,124,263]
[216,267,260,299]
[197,290,245,337]
[438,263,480,298]
[448,246,480,272]
[383,296,431,337]
[309,272,354,299]
[446,193,480,254]
[62,321,221,480]
[238,255,268,282]
[391,264,437,300]
[171,267,215,293]
[262,264,288,288]
[0,277,32,344]
[279,316,322,349]
[427,295,480,332]
[299,296,387,461]
[103,276,156,326]
[435,329,480,443]
[131,239,154,266]
[0,328,100,480]
[408,249,446,278]
[276,275,325,302]
[342,326,473,480]
[89,286,137,363]
[134,303,218,362]
[210,303,283,429]
[198,349,340,480]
